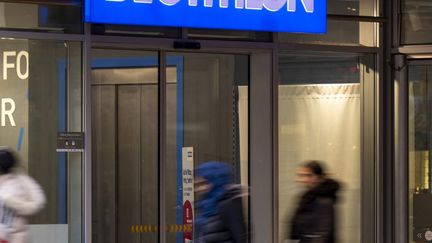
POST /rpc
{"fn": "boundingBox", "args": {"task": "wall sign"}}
[414,228,432,242]
[1,50,29,128]
[0,42,30,161]
[182,147,194,242]
[57,132,85,152]
[85,0,326,33]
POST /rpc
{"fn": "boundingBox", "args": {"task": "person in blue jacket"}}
[195,161,247,243]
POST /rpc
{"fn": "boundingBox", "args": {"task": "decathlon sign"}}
[85,0,326,33]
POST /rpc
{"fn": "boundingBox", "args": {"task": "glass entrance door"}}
[91,49,250,243]
[164,52,249,242]
[91,49,159,243]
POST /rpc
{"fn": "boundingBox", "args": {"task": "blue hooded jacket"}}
[195,161,233,225]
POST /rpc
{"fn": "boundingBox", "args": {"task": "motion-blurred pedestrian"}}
[0,148,45,243]
[195,161,247,243]
[289,160,340,243]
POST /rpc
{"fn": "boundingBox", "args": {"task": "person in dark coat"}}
[289,160,340,243]
[195,161,247,243]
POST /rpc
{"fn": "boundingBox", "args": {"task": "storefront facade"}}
[0,0,412,242]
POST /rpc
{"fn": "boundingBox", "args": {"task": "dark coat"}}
[197,186,247,243]
[290,179,340,243]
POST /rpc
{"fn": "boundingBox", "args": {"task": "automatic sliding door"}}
[91,49,250,243]
[91,49,159,243]
[164,53,250,242]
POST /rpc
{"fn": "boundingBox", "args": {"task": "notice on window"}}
[56,132,84,152]
[182,147,194,242]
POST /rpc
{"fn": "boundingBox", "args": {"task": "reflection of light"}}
[1,38,15,40]
[408,54,432,59]
[298,83,359,88]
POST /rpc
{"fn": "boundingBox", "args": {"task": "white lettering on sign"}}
[3,51,29,80]
[1,98,16,127]
[3,51,15,80]
[16,51,29,80]
[106,0,314,12]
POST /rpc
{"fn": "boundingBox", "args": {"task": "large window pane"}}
[165,53,249,242]
[278,51,375,243]
[279,20,378,47]
[0,39,82,242]
[328,0,376,16]
[402,1,432,44]
[408,64,432,243]
[0,1,82,33]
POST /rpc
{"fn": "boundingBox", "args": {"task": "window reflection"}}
[409,65,432,242]
[0,1,81,33]
[279,20,377,47]
[402,0,432,44]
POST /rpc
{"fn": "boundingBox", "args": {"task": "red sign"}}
[183,200,193,242]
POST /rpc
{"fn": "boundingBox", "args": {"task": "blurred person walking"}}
[195,161,247,243]
[0,148,45,243]
[289,160,340,243]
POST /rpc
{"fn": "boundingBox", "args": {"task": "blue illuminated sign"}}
[85,0,326,33]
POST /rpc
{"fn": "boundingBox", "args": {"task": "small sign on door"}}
[56,132,84,152]
[414,228,432,242]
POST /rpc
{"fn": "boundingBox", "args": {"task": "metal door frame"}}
[85,29,275,243]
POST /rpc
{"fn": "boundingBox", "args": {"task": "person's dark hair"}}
[303,160,326,178]
[0,149,17,174]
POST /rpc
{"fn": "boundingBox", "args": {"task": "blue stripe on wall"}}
[16,127,24,151]
[58,60,67,224]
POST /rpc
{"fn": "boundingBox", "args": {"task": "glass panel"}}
[165,53,249,242]
[91,49,159,243]
[0,1,82,33]
[279,20,377,47]
[408,64,432,243]
[402,0,432,44]
[328,0,376,16]
[278,51,375,243]
[0,39,82,242]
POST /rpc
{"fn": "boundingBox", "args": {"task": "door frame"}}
[84,36,275,243]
